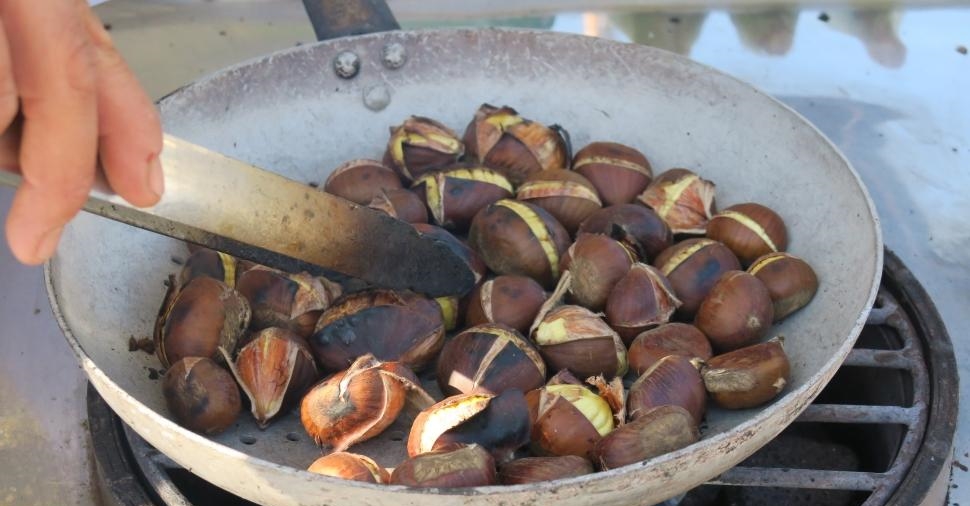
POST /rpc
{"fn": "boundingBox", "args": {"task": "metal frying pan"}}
[45,3,882,505]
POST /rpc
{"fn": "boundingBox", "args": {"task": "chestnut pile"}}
[152,103,820,488]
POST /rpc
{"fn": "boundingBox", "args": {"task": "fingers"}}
[83,7,164,207]
[2,0,98,264]
[0,22,19,172]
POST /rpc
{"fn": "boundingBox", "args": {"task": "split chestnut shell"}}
[532,305,628,379]
[235,266,341,339]
[593,405,699,470]
[604,263,681,344]
[162,356,241,435]
[307,452,390,484]
[526,384,615,459]
[436,323,546,397]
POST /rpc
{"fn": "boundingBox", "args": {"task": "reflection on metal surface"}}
[730,8,798,55]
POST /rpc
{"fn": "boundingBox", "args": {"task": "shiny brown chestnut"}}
[411,166,513,232]
[367,188,429,224]
[390,444,497,487]
[627,355,706,424]
[638,168,716,234]
[408,390,531,463]
[307,452,390,484]
[526,384,615,459]
[323,159,403,205]
[309,289,445,372]
[235,266,342,339]
[533,305,628,379]
[467,199,571,288]
[605,263,681,344]
[463,275,547,334]
[300,354,434,451]
[412,223,488,286]
[592,405,699,470]
[225,327,317,429]
[577,204,673,262]
[177,248,238,288]
[694,270,774,353]
[384,116,464,181]
[154,276,251,368]
[572,141,653,206]
[462,103,569,185]
[498,455,594,485]
[702,337,791,409]
[706,202,788,265]
[747,252,819,321]
[628,323,712,376]
[653,238,741,319]
[162,357,241,435]
[436,323,546,397]
[515,169,603,233]
[562,234,635,311]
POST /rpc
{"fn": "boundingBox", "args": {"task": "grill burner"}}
[87,249,957,506]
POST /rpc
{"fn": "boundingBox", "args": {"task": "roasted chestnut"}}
[604,263,681,344]
[384,116,464,181]
[562,233,635,311]
[638,168,716,234]
[627,323,712,376]
[177,248,238,288]
[694,270,774,353]
[526,384,615,459]
[653,238,741,319]
[300,354,434,451]
[367,188,429,224]
[162,356,241,435]
[436,323,545,397]
[413,223,488,285]
[323,159,403,205]
[515,169,602,233]
[411,166,513,232]
[532,305,628,379]
[592,405,699,470]
[498,455,594,484]
[577,204,672,262]
[225,327,317,428]
[309,289,445,372]
[702,337,790,409]
[154,276,251,368]
[747,252,819,321]
[706,202,788,265]
[467,199,571,288]
[572,141,653,206]
[407,390,531,463]
[235,266,342,339]
[462,103,569,185]
[390,444,497,487]
[463,275,547,334]
[627,355,706,424]
[307,452,390,484]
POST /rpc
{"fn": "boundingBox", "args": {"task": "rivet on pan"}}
[381,42,407,69]
[363,84,391,111]
[333,51,361,79]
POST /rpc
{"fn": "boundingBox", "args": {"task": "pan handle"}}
[301,0,400,42]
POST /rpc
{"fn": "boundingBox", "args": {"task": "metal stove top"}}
[0,1,967,505]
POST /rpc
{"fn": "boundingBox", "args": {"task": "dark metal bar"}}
[711,467,884,491]
[842,348,913,369]
[796,404,922,425]
[301,0,400,42]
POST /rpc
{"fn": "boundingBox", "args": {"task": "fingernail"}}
[35,226,64,263]
[147,155,164,198]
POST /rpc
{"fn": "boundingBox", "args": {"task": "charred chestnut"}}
[324,159,403,205]
[411,166,513,232]
[515,169,602,233]
[653,238,741,319]
[162,357,241,435]
[436,323,546,397]
[694,270,774,353]
[463,275,547,334]
[572,141,653,206]
[467,199,571,288]
[577,204,672,262]
[706,202,788,265]
[384,116,464,181]
[638,168,716,234]
[462,104,569,185]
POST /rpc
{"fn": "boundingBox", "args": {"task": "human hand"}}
[0,0,163,264]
